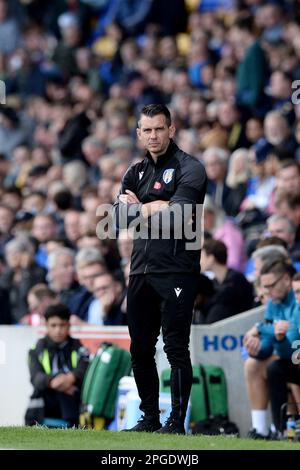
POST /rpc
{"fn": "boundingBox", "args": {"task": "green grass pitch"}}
[0,427,300,450]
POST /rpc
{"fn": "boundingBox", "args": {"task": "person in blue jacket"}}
[266,272,300,434]
[243,258,299,438]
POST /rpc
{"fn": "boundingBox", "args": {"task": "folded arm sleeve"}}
[28,348,50,392]
[112,166,142,229]
[254,334,274,360]
[151,159,207,232]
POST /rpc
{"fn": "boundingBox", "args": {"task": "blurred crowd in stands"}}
[1,0,300,330]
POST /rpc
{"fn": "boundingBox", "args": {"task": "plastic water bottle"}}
[286,415,296,441]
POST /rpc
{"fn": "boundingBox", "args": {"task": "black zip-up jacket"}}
[28,336,89,396]
[113,140,207,275]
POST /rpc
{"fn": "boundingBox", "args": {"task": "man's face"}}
[264,116,287,145]
[267,219,294,246]
[260,272,291,303]
[46,316,69,343]
[78,263,106,292]
[203,154,225,182]
[0,207,14,233]
[277,166,300,194]
[52,255,75,287]
[292,280,300,304]
[201,249,214,272]
[93,274,115,301]
[32,216,57,243]
[64,212,81,242]
[136,114,175,157]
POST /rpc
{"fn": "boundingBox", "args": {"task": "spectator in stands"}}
[70,247,107,322]
[266,272,300,434]
[275,192,300,245]
[87,272,125,325]
[81,136,106,185]
[25,303,89,427]
[20,284,57,326]
[268,70,295,125]
[199,239,253,323]
[241,140,275,213]
[204,196,246,272]
[244,259,297,439]
[63,209,82,248]
[0,0,20,54]
[0,203,14,256]
[224,148,250,217]
[32,214,59,269]
[264,111,297,155]
[47,248,79,306]
[230,13,269,114]
[1,187,22,212]
[0,235,46,323]
[275,160,300,197]
[62,161,88,208]
[52,12,82,79]
[0,107,29,160]
[202,147,231,213]
[266,214,300,261]
[22,191,47,215]
[251,244,288,281]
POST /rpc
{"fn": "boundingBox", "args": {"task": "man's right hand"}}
[244,336,261,356]
[243,326,261,356]
[119,190,140,204]
[243,325,259,344]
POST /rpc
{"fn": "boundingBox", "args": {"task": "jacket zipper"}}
[144,166,155,273]
[173,239,177,256]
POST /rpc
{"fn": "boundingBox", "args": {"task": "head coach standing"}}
[113,104,207,434]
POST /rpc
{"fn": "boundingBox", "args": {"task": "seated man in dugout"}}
[267,272,300,436]
[243,259,300,439]
[25,303,89,427]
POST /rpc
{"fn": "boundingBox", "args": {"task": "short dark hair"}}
[44,303,71,322]
[233,13,255,34]
[53,189,73,210]
[257,236,287,250]
[260,259,295,278]
[293,272,300,282]
[279,159,300,173]
[138,104,171,127]
[203,239,227,265]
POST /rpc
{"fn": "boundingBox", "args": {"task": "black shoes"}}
[247,428,272,440]
[155,417,186,435]
[123,415,162,432]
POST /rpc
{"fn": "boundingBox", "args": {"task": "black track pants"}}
[126,273,199,423]
[267,359,300,432]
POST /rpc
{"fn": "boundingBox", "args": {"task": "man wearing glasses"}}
[267,272,300,436]
[243,259,299,439]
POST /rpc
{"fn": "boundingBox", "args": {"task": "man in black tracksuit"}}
[113,104,207,434]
